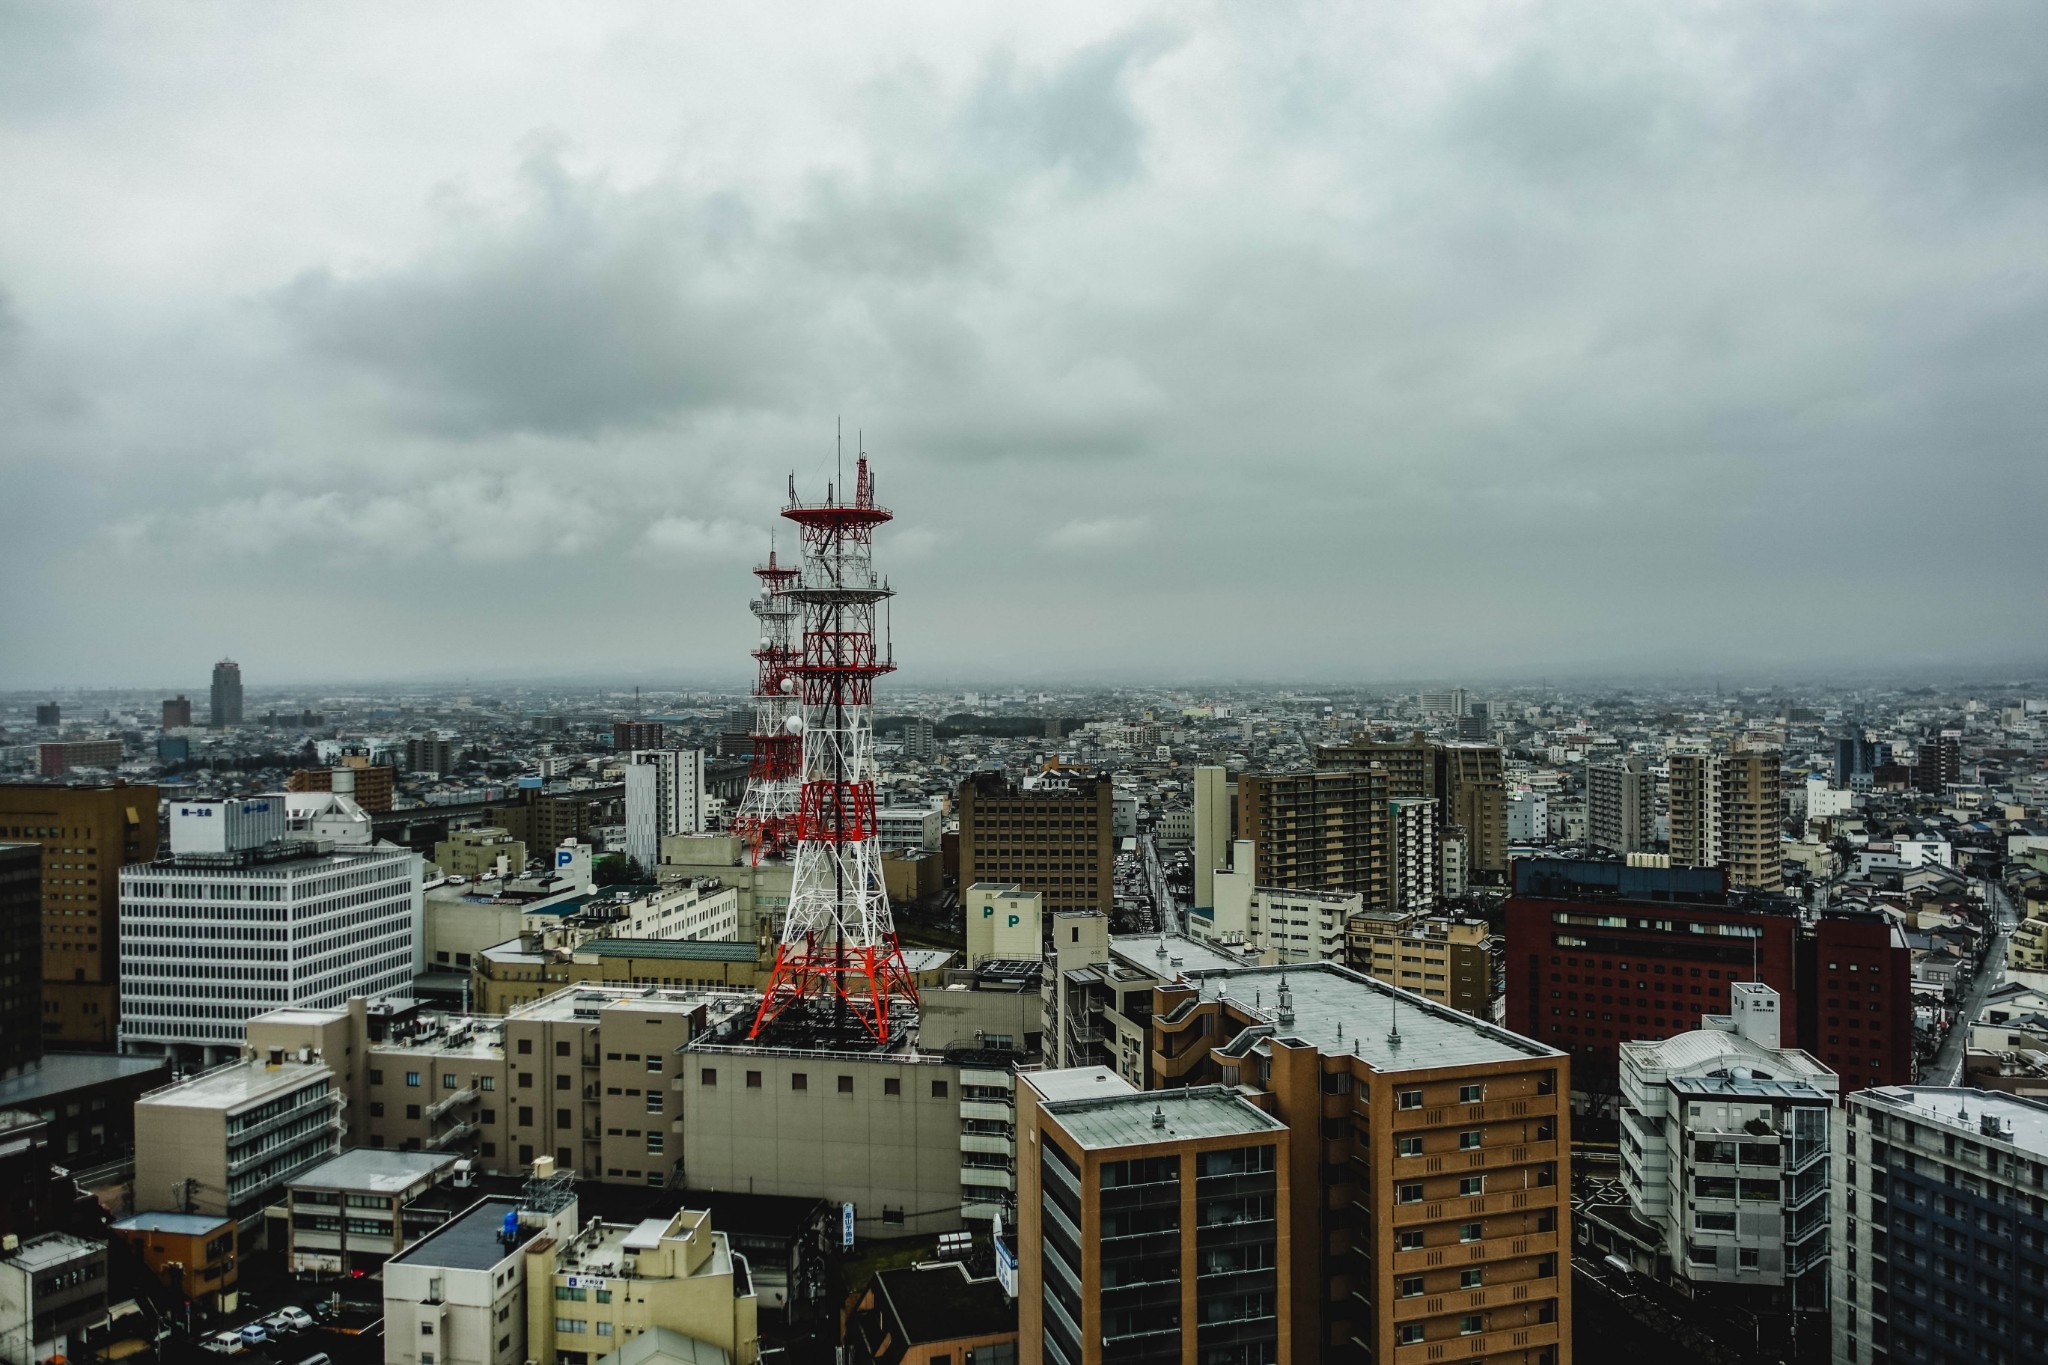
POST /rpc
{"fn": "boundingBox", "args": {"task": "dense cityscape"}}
[7,7,2048,1365]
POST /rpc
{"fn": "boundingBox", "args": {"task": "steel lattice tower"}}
[731,547,803,864]
[748,454,918,1040]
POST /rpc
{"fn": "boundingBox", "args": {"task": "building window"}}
[1460,1316,1484,1336]
[746,1071,762,1088]
[1399,1276,1424,1298]
[1459,1084,1483,1103]
[369,1070,382,1085]
[406,1072,421,1087]
[518,1039,533,1054]
[1460,1130,1483,1150]
[1398,1183,1423,1204]
[1399,1325,1425,1345]
[1398,1090,1423,1109]
[792,1073,807,1091]
[700,1068,716,1086]
[933,1080,949,1098]
[1399,1229,1424,1250]
[1398,1137,1423,1157]
[405,1104,421,1120]
[646,1057,662,1073]
[884,1077,902,1096]
[1460,1269,1483,1288]
[443,1074,457,1089]
[1460,1176,1484,1196]
[556,1040,570,1056]
[838,1075,854,1094]
[1460,1221,1483,1242]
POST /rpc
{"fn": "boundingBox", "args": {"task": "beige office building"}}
[132,1056,343,1226]
[525,1207,759,1365]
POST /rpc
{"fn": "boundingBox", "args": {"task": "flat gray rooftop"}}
[290,1148,458,1194]
[1187,962,1562,1074]
[1028,1067,1138,1105]
[1861,1086,2048,1158]
[1111,932,1259,976]
[137,1059,330,1111]
[389,1196,533,1270]
[0,1052,168,1108]
[1047,1083,1285,1151]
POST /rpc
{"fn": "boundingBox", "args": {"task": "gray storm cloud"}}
[2,1,2044,687]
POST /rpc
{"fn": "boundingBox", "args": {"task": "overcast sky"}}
[5,2,2045,691]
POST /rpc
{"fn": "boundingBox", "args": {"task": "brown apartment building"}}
[1236,769,1391,909]
[286,760,395,814]
[958,772,1114,917]
[1315,736,1509,878]
[0,783,159,1047]
[1019,962,1570,1365]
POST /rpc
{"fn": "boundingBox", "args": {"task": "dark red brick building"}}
[1505,859,1912,1099]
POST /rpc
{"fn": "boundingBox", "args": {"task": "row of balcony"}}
[1391,1317,1560,1365]
[1395,1141,1559,1178]
[1392,1231,1560,1276]
[1391,1274,1561,1323]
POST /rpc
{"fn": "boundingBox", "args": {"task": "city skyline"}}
[6,3,2047,688]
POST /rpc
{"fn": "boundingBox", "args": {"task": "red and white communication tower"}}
[749,454,918,1040]
[730,547,802,863]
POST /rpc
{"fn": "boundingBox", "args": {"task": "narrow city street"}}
[1928,880,2016,1085]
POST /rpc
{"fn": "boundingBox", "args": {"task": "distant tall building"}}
[208,659,242,727]
[34,703,60,728]
[1586,756,1655,856]
[403,732,454,776]
[119,797,420,1067]
[0,783,161,1047]
[1191,765,1234,914]
[1389,795,1440,911]
[612,720,664,751]
[957,771,1115,914]
[1718,748,1783,893]
[1236,768,1391,908]
[624,748,704,875]
[902,716,937,761]
[1914,733,1960,793]
[160,696,192,729]
[1667,749,1721,869]
[0,842,44,1080]
[37,740,123,777]
[1439,744,1508,875]
[1455,701,1491,740]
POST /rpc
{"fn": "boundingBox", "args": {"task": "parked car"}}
[202,1332,245,1355]
[239,1324,270,1348]
[275,1307,317,1333]
[261,1311,301,1337]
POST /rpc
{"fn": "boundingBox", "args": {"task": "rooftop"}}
[1858,1086,2048,1157]
[594,1326,731,1365]
[1622,1028,1835,1091]
[872,1261,1016,1348]
[137,1058,331,1111]
[2,1231,103,1272]
[1182,962,1562,1073]
[510,986,748,1024]
[0,1052,168,1109]
[575,939,758,963]
[1110,932,1260,977]
[1046,1082,1285,1150]
[389,1196,534,1271]
[1027,1066,1137,1105]
[111,1212,233,1237]
[289,1148,458,1195]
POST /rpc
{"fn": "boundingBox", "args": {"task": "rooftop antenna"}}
[1388,987,1403,1048]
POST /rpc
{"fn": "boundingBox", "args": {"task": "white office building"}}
[384,1174,581,1365]
[877,805,943,855]
[1594,983,1836,1319]
[625,748,705,875]
[119,799,422,1067]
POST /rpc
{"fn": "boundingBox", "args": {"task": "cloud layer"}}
[4,2,2046,687]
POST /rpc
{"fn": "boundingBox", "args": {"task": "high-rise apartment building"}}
[1718,749,1783,893]
[625,748,705,876]
[34,702,61,727]
[1027,962,1571,1365]
[1585,757,1654,856]
[1019,1069,1293,1365]
[903,716,937,761]
[613,720,665,751]
[119,798,420,1067]
[160,696,192,729]
[286,760,397,815]
[957,772,1115,915]
[209,659,242,727]
[1913,734,1960,794]
[1236,769,1391,909]
[1667,749,1721,870]
[36,740,123,777]
[1192,765,1235,916]
[1344,908,1497,1019]
[0,782,160,1048]
[1832,1087,2048,1365]
[1389,797,1440,911]
[1,843,43,1080]
[1439,745,1508,875]
[404,732,455,776]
